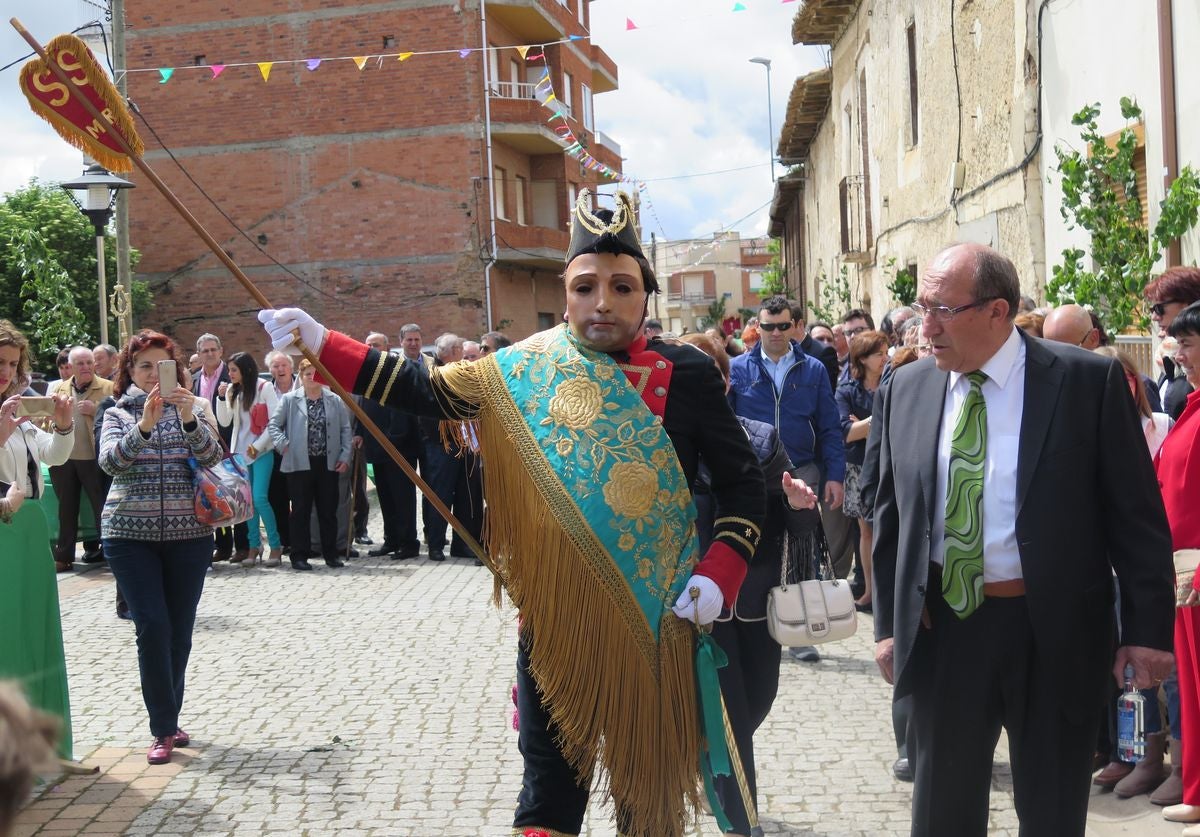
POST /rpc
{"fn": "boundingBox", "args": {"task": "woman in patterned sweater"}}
[99,330,223,765]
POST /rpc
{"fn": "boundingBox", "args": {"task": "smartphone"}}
[15,396,55,418]
[157,359,178,389]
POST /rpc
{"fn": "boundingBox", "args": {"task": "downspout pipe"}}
[1158,0,1180,267]
[481,0,497,330]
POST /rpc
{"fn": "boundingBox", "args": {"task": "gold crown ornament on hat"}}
[566,189,648,266]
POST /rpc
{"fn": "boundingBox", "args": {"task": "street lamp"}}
[60,164,135,346]
[749,57,776,182]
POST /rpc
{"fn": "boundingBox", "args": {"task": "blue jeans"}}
[245,454,280,549]
[104,537,212,738]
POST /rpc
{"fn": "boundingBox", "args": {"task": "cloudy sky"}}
[1,0,824,241]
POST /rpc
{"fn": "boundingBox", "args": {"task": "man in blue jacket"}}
[729,295,847,660]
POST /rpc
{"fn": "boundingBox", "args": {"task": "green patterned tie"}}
[943,370,988,618]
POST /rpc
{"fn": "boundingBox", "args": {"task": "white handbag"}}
[766,527,857,646]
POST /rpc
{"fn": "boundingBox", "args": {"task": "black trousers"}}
[370,451,419,551]
[49,457,106,563]
[287,457,339,561]
[420,440,459,552]
[353,451,369,538]
[907,590,1100,837]
[712,617,782,835]
[268,451,290,549]
[513,635,593,835]
[449,449,483,556]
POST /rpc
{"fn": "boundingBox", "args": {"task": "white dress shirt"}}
[932,327,1026,582]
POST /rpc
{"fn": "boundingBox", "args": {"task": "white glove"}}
[671,575,723,625]
[258,308,327,356]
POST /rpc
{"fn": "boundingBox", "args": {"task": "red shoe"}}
[173,728,190,747]
[147,735,174,764]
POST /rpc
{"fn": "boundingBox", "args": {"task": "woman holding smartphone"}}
[99,330,223,765]
[0,319,77,761]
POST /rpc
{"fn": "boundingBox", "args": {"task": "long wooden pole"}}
[10,18,487,569]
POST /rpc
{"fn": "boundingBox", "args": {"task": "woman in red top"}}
[1156,302,1200,833]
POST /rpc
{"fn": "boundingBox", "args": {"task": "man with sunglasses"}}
[869,242,1173,837]
[1145,266,1200,419]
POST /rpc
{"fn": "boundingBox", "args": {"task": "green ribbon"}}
[695,631,732,832]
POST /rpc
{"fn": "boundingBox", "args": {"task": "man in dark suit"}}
[869,243,1174,837]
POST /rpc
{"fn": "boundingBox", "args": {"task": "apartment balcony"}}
[487,0,579,43]
[495,219,570,269]
[596,131,621,157]
[839,174,872,264]
[666,291,718,307]
[590,44,618,93]
[490,94,571,155]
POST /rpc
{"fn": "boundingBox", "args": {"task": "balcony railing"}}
[839,174,872,262]
[596,131,621,156]
[667,291,716,304]
[490,80,538,100]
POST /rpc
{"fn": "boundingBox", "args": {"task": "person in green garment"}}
[0,319,76,760]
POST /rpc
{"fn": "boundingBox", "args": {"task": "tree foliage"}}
[0,180,148,369]
[884,257,917,307]
[809,264,851,325]
[1048,98,1200,335]
[758,239,786,298]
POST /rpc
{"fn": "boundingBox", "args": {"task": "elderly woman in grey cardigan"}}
[268,358,352,571]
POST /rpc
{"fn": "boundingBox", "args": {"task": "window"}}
[905,22,919,146]
[487,45,500,94]
[510,58,521,90]
[1104,124,1149,227]
[577,0,586,26]
[562,71,574,117]
[515,175,528,225]
[493,166,508,220]
[581,83,594,132]
[567,183,577,222]
[538,312,556,331]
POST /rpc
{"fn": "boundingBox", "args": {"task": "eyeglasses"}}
[1150,301,1182,317]
[844,326,868,337]
[758,322,793,333]
[912,298,996,322]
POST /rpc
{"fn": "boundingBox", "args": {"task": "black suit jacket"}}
[869,331,1173,707]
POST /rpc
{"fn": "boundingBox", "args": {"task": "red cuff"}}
[316,331,370,390]
[693,541,749,606]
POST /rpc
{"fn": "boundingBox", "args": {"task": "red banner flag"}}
[18,34,142,173]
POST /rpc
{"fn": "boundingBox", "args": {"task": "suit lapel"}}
[910,361,950,524]
[1016,335,1064,515]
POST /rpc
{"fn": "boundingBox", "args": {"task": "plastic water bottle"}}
[1116,664,1146,764]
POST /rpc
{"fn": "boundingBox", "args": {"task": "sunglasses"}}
[1150,301,1182,317]
[759,322,793,333]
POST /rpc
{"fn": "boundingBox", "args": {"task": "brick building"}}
[125,0,623,353]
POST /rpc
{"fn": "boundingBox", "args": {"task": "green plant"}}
[883,257,917,307]
[809,264,851,325]
[699,296,727,330]
[1048,98,1200,335]
[758,239,786,298]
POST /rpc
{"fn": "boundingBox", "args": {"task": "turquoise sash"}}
[494,324,699,642]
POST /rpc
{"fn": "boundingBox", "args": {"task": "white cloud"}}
[589,0,826,241]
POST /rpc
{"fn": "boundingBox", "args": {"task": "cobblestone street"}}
[12,496,1179,836]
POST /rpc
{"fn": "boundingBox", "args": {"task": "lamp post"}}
[749,57,775,182]
[60,164,135,346]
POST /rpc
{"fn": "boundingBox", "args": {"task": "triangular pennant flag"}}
[733,2,747,9]
[459,49,472,58]
[209,64,226,78]
[158,68,174,83]
[306,58,321,71]
[515,45,530,60]
[569,35,584,41]
[626,18,638,30]
[258,62,274,81]
[527,51,544,61]
[397,52,413,62]
[353,56,368,70]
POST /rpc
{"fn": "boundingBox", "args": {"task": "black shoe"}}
[392,546,420,560]
[428,550,446,562]
[354,535,374,546]
[81,549,106,564]
[473,558,484,567]
[325,558,346,568]
[892,757,913,782]
[788,646,821,663]
[290,558,313,571]
[116,607,132,621]
[368,544,398,557]
[346,548,360,559]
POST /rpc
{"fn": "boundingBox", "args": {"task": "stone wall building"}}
[124,0,622,352]
[770,0,1047,321]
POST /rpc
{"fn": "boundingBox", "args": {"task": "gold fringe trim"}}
[19,34,143,173]
[474,359,702,837]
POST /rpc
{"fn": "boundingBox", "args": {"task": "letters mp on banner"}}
[19,34,143,173]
